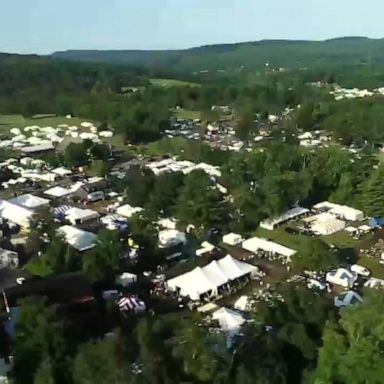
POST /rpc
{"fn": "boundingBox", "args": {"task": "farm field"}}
[150,78,200,88]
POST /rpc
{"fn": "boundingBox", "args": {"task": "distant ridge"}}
[48,37,384,71]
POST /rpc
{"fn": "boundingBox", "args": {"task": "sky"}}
[1,0,384,54]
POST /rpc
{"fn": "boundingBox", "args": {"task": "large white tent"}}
[260,207,309,231]
[167,255,261,301]
[305,212,346,235]
[65,207,99,225]
[116,204,143,218]
[212,307,245,333]
[9,194,50,209]
[314,201,364,222]
[58,225,97,251]
[0,200,34,228]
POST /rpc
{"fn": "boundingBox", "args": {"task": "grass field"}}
[255,226,368,253]
[173,109,201,120]
[150,78,200,88]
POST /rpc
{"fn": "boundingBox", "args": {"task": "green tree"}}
[82,230,123,283]
[13,298,65,384]
[313,290,384,384]
[360,164,384,217]
[176,170,230,230]
[64,142,89,167]
[293,239,339,272]
[34,358,55,384]
[73,338,133,384]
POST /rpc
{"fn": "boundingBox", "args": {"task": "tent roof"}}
[58,225,97,251]
[44,186,72,197]
[167,255,259,300]
[212,307,245,331]
[242,237,296,258]
[10,194,50,209]
[0,200,34,227]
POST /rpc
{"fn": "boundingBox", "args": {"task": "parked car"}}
[350,264,370,277]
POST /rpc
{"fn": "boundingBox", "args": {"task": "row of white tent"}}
[167,255,262,301]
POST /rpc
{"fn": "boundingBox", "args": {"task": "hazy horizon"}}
[1,0,384,54]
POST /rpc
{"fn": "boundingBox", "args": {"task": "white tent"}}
[334,291,363,308]
[116,204,143,218]
[44,186,73,198]
[0,200,34,228]
[65,207,99,225]
[10,194,50,209]
[58,225,97,251]
[222,232,243,246]
[212,307,245,333]
[309,212,346,235]
[167,255,261,301]
[260,207,309,231]
[51,167,72,176]
[242,237,296,261]
[314,201,364,222]
[234,295,249,311]
[326,268,357,288]
[158,229,186,248]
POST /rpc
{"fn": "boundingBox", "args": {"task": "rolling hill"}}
[51,37,384,71]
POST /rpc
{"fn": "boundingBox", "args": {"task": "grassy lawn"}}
[358,256,384,279]
[173,109,201,120]
[255,226,368,253]
[150,78,200,88]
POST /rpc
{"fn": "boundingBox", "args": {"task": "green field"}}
[150,78,200,88]
[173,109,201,120]
[255,226,368,253]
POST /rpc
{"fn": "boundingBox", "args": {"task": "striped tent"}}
[117,296,146,314]
[54,205,71,221]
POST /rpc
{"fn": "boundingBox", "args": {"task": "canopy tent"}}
[308,212,346,235]
[158,229,187,248]
[242,237,296,261]
[44,186,73,198]
[116,204,143,218]
[58,225,97,251]
[0,200,34,228]
[314,201,364,222]
[167,255,261,301]
[212,307,245,333]
[65,207,99,225]
[10,194,50,209]
[260,207,309,231]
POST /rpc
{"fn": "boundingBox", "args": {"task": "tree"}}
[313,290,384,384]
[293,239,339,272]
[147,172,184,215]
[89,160,110,177]
[73,338,133,384]
[360,164,384,217]
[235,111,254,140]
[176,170,230,230]
[82,230,123,283]
[25,236,78,277]
[34,358,55,384]
[13,298,65,384]
[64,142,89,167]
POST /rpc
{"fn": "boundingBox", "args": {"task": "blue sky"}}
[1,0,383,54]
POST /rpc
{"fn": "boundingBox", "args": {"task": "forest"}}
[2,54,384,384]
